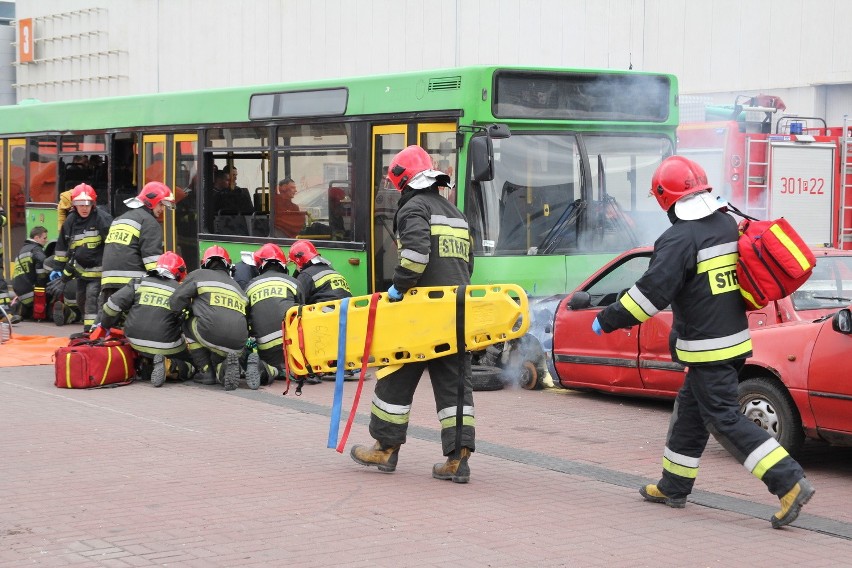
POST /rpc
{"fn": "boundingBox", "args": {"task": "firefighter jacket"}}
[169,267,249,352]
[597,211,752,366]
[245,267,299,352]
[101,276,186,356]
[101,207,163,289]
[53,207,113,280]
[393,188,473,292]
[11,239,48,304]
[295,260,351,304]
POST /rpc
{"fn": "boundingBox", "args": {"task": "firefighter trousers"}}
[76,277,101,330]
[369,352,475,456]
[658,361,804,499]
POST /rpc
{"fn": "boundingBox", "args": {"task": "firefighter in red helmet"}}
[593,155,814,528]
[350,145,476,483]
[50,183,113,331]
[243,243,300,388]
[99,181,174,321]
[288,239,352,304]
[99,251,191,387]
[169,245,249,390]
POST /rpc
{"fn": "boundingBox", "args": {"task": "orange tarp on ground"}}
[0,335,69,367]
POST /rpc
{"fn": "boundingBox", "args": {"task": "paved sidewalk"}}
[1,320,851,567]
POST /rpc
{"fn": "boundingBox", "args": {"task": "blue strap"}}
[327,297,349,448]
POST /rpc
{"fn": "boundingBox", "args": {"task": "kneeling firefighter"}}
[350,145,476,483]
[98,252,192,387]
[169,245,248,391]
[244,243,299,388]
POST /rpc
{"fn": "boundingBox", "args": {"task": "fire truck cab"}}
[678,94,852,249]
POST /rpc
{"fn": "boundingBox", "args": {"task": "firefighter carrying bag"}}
[54,335,138,389]
[727,203,816,310]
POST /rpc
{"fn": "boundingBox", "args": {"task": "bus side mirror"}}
[469,136,493,182]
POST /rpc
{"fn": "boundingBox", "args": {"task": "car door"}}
[637,310,684,396]
[806,317,852,435]
[553,252,650,394]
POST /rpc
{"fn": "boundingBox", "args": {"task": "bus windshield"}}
[470,133,673,257]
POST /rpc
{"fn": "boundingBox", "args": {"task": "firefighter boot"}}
[771,477,815,529]
[432,447,472,484]
[150,355,167,388]
[53,300,66,326]
[217,352,241,391]
[189,350,216,385]
[244,352,264,390]
[639,484,687,508]
[350,441,400,472]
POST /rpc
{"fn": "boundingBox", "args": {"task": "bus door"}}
[142,134,199,268]
[371,125,407,292]
[370,123,458,292]
[2,139,27,281]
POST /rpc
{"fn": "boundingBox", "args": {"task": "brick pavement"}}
[1,320,851,567]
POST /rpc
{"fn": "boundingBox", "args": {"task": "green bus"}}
[0,65,678,297]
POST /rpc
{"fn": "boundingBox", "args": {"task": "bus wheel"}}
[738,377,805,455]
[470,365,504,391]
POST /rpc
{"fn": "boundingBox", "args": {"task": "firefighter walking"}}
[593,156,814,528]
[350,145,476,483]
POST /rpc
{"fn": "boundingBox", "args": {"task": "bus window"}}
[419,131,457,203]
[28,137,58,203]
[275,123,353,241]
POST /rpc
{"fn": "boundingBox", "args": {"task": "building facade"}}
[9,0,852,125]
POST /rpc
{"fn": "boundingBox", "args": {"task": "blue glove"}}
[592,317,603,336]
[50,271,62,281]
[387,285,403,302]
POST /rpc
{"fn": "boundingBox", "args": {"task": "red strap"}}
[336,293,380,453]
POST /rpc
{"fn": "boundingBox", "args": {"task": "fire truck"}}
[677,94,852,248]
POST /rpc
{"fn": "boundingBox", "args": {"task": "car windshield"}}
[791,255,852,310]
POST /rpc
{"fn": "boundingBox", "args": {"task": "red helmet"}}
[201,245,232,269]
[650,156,712,212]
[387,145,449,191]
[155,251,187,282]
[288,239,318,269]
[253,243,287,272]
[70,183,97,205]
[128,181,174,209]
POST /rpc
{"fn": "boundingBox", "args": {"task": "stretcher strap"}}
[336,293,380,453]
[327,297,350,449]
[454,285,467,460]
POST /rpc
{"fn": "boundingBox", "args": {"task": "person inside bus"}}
[273,178,306,238]
[213,165,254,215]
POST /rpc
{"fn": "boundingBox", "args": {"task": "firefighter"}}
[288,239,352,304]
[0,206,15,321]
[593,155,814,529]
[49,183,113,332]
[243,243,299,388]
[10,226,50,321]
[350,145,476,483]
[99,181,173,319]
[97,251,191,387]
[169,245,248,391]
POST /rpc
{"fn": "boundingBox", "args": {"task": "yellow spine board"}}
[284,284,529,375]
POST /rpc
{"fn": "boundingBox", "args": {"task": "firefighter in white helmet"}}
[350,145,476,483]
[593,155,814,529]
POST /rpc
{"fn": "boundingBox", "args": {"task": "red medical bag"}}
[54,336,138,389]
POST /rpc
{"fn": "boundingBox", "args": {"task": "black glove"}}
[46,278,66,297]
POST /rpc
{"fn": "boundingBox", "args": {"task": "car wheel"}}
[738,377,805,455]
[518,361,539,390]
[470,365,504,391]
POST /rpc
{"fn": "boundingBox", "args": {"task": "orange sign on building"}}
[18,18,34,64]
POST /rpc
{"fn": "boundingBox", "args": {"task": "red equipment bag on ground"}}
[54,335,137,389]
[730,205,816,310]
[32,286,47,321]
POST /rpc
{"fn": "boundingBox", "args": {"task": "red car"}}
[551,247,852,454]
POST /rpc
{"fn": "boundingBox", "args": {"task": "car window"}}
[791,255,852,310]
[586,255,651,307]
